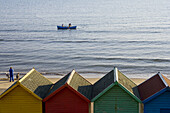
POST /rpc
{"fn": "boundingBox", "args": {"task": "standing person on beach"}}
[9,67,14,82]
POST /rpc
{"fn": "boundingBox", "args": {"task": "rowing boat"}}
[57,26,77,30]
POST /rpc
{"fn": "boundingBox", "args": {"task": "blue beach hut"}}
[133,72,170,113]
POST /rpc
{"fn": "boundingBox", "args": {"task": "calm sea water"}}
[1,0,170,78]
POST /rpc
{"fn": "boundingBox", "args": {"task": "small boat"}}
[57,26,77,30]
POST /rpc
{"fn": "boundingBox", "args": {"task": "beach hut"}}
[43,69,92,113]
[91,67,142,113]
[133,72,170,113]
[0,68,53,113]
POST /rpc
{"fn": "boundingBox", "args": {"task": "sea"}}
[0,0,170,78]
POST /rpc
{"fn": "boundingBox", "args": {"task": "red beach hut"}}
[43,70,92,113]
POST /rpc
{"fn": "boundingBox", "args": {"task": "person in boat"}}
[69,23,71,27]
[62,24,64,27]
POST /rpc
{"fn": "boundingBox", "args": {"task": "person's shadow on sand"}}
[0,79,15,84]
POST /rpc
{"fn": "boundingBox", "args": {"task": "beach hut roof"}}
[92,67,137,99]
[19,68,53,99]
[133,72,170,101]
[44,70,92,101]
[92,69,114,98]
[0,81,41,100]
[91,81,141,102]
[117,69,137,93]
[44,83,90,102]
[46,72,70,96]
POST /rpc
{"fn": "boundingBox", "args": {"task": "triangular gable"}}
[44,70,91,101]
[0,81,18,98]
[91,83,114,101]
[19,68,53,99]
[133,72,169,101]
[0,81,18,97]
[92,67,136,99]
[0,81,41,100]
[92,82,141,103]
[43,83,90,102]
[141,73,170,103]
[143,87,169,103]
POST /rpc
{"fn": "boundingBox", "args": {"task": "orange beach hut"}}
[0,68,53,113]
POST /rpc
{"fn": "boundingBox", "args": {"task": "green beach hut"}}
[91,67,142,113]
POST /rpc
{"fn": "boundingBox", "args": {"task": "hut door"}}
[160,108,170,113]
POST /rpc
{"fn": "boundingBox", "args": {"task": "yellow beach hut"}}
[0,68,53,113]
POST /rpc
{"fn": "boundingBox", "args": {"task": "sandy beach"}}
[0,77,146,94]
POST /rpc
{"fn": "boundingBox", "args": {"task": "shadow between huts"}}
[34,84,53,99]
[78,85,93,100]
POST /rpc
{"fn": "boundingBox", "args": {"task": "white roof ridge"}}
[67,69,75,84]
[114,67,118,82]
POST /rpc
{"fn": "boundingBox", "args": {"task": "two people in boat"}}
[62,23,72,27]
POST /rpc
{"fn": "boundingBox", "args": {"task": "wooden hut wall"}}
[45,87,90,113]
[93,85,139,113]
[0,85,42,113]
[144,90,170,113]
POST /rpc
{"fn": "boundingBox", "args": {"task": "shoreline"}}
[0,77,146,94]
